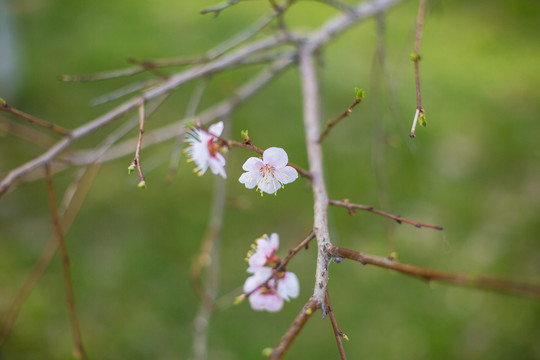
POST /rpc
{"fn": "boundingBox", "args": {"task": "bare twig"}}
[329,199,443,230]
[325,291,347,360]
[168,77,210,182]
[129,99,147,188]
[44,165,87,359]
[409,0,426,138]
[0,164,99,347]
[0,116,56,148]
[0,99,70,136]
[327,246,540,298]
[201,0,240,17]
[269,299,319,360]
[318,94,364,143]
[315,0,354,13]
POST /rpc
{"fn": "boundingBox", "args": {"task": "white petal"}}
[261,293,284,312]
[269,233,279,251]
[208,154,227,178]
[248,252,267,269]
[239,172,260,189]
[258,176,281,194]
[208,121,224,137]
[274,166,298,185]
[277,272,300,301]
[242,157,264,172]
[263,147,288,168]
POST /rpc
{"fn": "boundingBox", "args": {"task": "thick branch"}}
[328,246,540,297]
[299,46,331,313]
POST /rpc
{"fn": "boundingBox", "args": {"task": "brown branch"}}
[325,291,347,360]
[242,232,315,300]
[327,245,540,298]
[44,164,88,359]
[318,94,363,143]
[329,199,443,230]
[0,165,99,347]
[409,0,426,138]
[0,116,56,148]
[128,99,147,188]
[0,98,70,136]
[268,299,319,360]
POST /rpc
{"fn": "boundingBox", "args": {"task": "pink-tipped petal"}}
[263,147,288,168]
[208,121,224,137]
[269,233,280,251]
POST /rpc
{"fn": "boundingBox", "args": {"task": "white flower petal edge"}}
[185,121,227,179]
[238,147,298,195]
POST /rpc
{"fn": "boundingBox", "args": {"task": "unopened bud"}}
[234,294,246,305]
[137,180,147,189]
[262,348,274,357]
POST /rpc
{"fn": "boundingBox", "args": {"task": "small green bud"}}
[128,163,136,174]
[410,53,421,62]
[234,294,246,305]
[0,98,6,107]
[354,88,365,99]
[137,180,147,189]
[262,348,274,357]
[341,332,350,341]
[418,113,426,127]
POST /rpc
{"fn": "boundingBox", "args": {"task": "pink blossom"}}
[243,267,300,312]
[185,121,226,178]
[238,147,298,195]
[245,233,280,273]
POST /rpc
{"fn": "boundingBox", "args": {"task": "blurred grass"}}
[1,0,540,359]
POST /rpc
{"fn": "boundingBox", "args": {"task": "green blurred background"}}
[1,0,539,358]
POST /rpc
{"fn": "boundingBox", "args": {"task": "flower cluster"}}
[243,233,299,312]
[239,147,298,195]
[184,121,227,178]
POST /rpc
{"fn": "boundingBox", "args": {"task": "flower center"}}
[261,164,275,176]
[206,138,219,157]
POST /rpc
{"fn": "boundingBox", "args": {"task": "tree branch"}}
[268,299,319,360]
[44,165,88,359]
[327,245,540,297]
[325,290,347,360]
[329,199,443,230]
[0,98,70,136]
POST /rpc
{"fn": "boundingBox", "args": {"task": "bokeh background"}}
[1,0,539,358]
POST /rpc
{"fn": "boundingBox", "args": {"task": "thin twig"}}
[329,199,443,230]
[318,95,363,143]
[0,116,56,148]
[0,165,99,347]
[315,0,355,13]
[201,0,240,17]
[325,291,347,360]
[268,299,319,360]
[242,232,315,299]
[409,0,426,138]
[129,99,147,188]
[44,164,88,359]
[327,246,540,298]
[0,99,70,136]
[168,77,210,182]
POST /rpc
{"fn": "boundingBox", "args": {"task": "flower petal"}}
[274,166,298,185]
[208,154,227,178]
[249,292,283,312]
[242,157,264,172]
[269,233,279,252]
[208,121,224,137]
[277,272,300,301]
[263,147,288,168]
[257,175,281,194]
[239,172,260,189]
